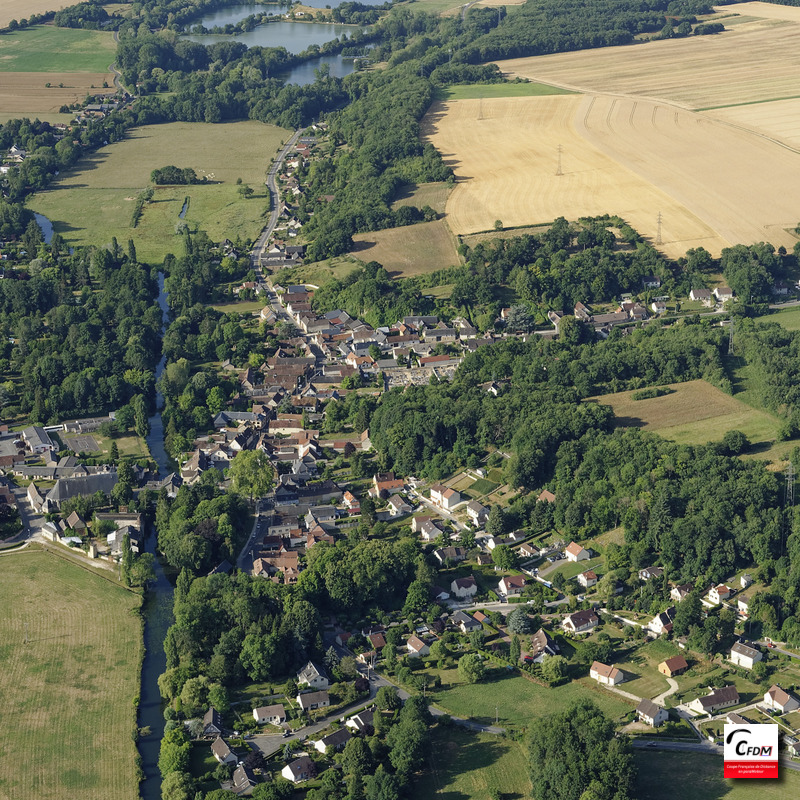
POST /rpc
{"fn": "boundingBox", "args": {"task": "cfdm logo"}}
[723,724,779,778]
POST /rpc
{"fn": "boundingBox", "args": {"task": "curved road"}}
[250,129,302,273]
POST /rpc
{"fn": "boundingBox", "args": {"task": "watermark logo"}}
[723,724,779,778]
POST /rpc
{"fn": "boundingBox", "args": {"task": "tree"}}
[505,305,535,333]
[376,686,401,711]
[492,544,516,571]
[364,764,400,800]
[343,736,373,776]
[486,505,506,536]
[672,592,702,637]
[159,728,191,776]
[403,579,430,619]
[228,450,274,501]
[161,771,194,800]
[541,654,567,683]
[510,634,522,663]
[387,717,428,779]
[506,607,533,635]
[528,700,635,800]
[457,653,485,683]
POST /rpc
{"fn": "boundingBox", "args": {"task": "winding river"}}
[138,273,175,800]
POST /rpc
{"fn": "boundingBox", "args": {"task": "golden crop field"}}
[0,547,141,800]
[496,14,800,111]
[0,2,71,28]
[0,72,115,114]
[350,218,460,276]
[424,92,800,257]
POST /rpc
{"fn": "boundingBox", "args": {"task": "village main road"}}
[250,130,302,273]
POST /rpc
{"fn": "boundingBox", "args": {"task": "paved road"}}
[653,677,679,706]
[757,640,800,661]
[250,130,302,272]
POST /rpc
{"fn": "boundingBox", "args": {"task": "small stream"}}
[138,272,175,800]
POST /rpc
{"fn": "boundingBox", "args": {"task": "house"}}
[528,628,559,662]
[451,575,478,599]
[22,425,55,454]
[297,661,329,690]
[565,542,590,562]
[387,495,412,516]
[372,472,405,497]
[407,635,430,657]
[202,707,223,737]
[687,685,739,714]
[689,288,713,306]
[434,546,467,565]
[430,483,461,511]
[314,728,352,753]
[498,575,526,597]
[346,708,375,733]
[651,300,667,315]
[211,737,237,765]
[650,607,675,636]
[65,510,86,531]
[740,573,753,589]
[738,595,752,616]
[642,275,662,289]
[708,584,733,604]
[639,566,664,582]
[537,489,556,503]
[233,764,258,794]
[764,684,800,713]
[670,583,694,603]
[466,500,489,526]
[590,661,623,685]
[453,610,482,633]
[343,490,361,515]
[431,584,450,602]
[578,570,598,589]
[729,641,762,670]
[562,609,599,634]
[296,690,330,711]
[253,704,286,725]
[517,542,538,559]
[726,711,750,725]
[419,519,441,542]
[713,286,734,303]
[636,698,669,728]
[658,655,689,677]
[368,632,387,651]
[282,756,317,783]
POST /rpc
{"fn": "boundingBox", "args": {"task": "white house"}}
[578,570,598,589]
[253,704,286,725]
[565,542,590,562]
[498,575,526,597]
[636,699,669,728]
[650,607,675,636]
[671,583,694,603]
[296,690,330,711]
[764,684,800,713]
[590,661,623,686]
[450,576,478,600]
[729,641,762,670]
[639,566,664,582]
[713,286,734,303]
[346,709,375,733]
[314,728,351,754]
[282,756,316,783]
[738,595,752,616]
[562,609,599,634]
[297,661,329,689]
[687,685,739,714]
[708,584,733,604]
[689,288,713,306]
[430,483,461,511]
[387,495,412,516]
[466,500,489,526]
[211,737,237,765]
[406,635,430,657]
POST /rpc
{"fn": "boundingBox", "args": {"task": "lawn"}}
[612,639,684,699]
[350,218,461,277]
[428,667,635,727]
[435,82,574,100]
[0,547,142,800]
[0,25,116,72]
[633,750,800,799]
[58,430,150,461]
[274,256,361,288]
[29,121,290,265]
[548,555,604,581]
[468,478,500,496]
[413,726,531,800]
[211,300,264,314]
[755,305,800,331]
[590,379,782,448]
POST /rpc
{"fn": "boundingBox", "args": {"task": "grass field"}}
[392,182,451,215]
[755,305,800,331]
[429,667,635,727]
[590,379,782,447]
[413,727,531,800]
[0,25,116,72]
[350,218,460,276]
[634,750,800,799]
[29,121,289,264]
[435,81,572,100]
[0,72,115,114]
[0,547,141,800]
[274,256,361,288]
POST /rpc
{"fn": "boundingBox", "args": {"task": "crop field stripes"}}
[583,95,596,129]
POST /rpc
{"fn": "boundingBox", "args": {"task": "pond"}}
[33,212,53,245]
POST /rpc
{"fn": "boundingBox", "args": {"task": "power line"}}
[556,144,563,177]
[656,211,662,246]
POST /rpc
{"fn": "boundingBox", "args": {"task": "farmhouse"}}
[688,685,739,714]
[253,704,286,725]
[590,661,623,686]
[562,609,599,634]
[578,570,598,589]
[296,690,330,711]
[658,655,689,677]
[211,737,237,766]
[637,699,669,728]
[450,576,478,600]
[497,575,526,597]
[282,756,317,783]
[764,684,800,713]
[729,641,762,670]
[565,542,590,562]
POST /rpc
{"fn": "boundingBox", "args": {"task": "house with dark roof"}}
[281,755,317,783]
[346,708,375,733]
[639,566,664,582]
[45,470,118,509]
[253,704,286,725]
[498,575,526,597]
[562,609,599,634]
[297,661,329,689]
[296,690,330,711]
[688,685,739,714]
[453,610,482,633]
[233,763,258,794]
[637,698,669,727]
[314,727,352,754]
[435,546,467,565]
[202,707,223,737]
[528,628,559,662]
[211,736,237,765]
[450,575,478,599]
[730,641,762,670]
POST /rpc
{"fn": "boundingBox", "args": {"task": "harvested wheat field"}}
[0,72,115,114]
[351,218,460,276]
[714,1,800,24]
[0,1,72,28]
[0,547,141,800]
[424,94,800,256]
[496,14,800,111]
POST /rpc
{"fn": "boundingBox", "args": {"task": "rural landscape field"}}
[29,121,290,263]
[0,548,141,800]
